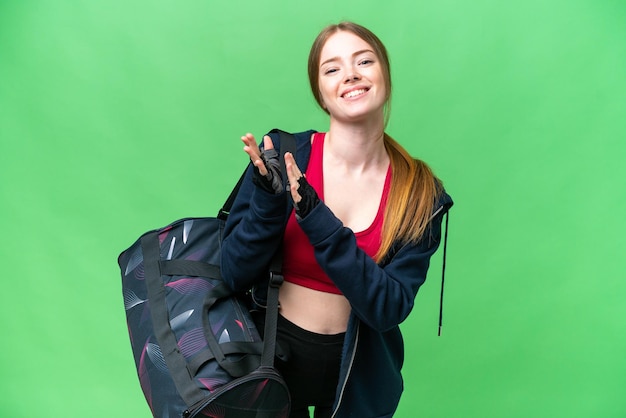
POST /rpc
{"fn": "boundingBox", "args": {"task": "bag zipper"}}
[183,367,288,418]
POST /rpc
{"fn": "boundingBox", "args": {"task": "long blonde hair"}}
[308,22,442,261]
[378,134,440,261]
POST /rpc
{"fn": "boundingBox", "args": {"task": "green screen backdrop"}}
[1,1,624,417]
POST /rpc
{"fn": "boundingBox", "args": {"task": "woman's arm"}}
[297,196,452,332]
[220,133,289,292]
[284,151,453,331]
[220,166,289,292]
[220,129,315,292]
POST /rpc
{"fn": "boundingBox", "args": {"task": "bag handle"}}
[141,232,207,406]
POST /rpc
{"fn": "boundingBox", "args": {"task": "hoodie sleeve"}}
[220,129,315,292]
[297,192,453,332]
[220,163,289,292]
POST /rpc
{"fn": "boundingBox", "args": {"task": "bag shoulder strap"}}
[217,173,245,221]
[268,128,297,191]
[262,129,295,367]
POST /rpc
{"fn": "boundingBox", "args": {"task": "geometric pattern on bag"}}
[119,217,290,417]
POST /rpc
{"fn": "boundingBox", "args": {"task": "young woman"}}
[221,21,453,418]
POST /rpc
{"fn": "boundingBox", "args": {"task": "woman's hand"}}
[242,133,283,194]
[285,152,319,218]
[241,133,274,176]
[284,152,303,203]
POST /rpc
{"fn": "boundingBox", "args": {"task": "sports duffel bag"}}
[118,130,296,417]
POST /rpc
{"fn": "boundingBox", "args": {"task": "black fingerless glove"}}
[294,176,320,220]
[252,148,283,194]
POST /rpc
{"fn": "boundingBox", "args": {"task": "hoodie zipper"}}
[331,321,360,418]
[330,205,449,416]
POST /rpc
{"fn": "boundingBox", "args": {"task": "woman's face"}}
[317,30,387,123]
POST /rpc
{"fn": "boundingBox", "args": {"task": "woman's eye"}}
[359,59,373,65]
[324,68,338,74]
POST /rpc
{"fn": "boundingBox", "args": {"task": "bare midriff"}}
[278,281,351,334]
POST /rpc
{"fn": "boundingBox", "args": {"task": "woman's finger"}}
[285,152,302,203]
[241,133,267,176]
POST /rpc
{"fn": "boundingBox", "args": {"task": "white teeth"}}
[344,89,366,99]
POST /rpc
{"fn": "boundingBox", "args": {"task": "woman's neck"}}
[325,119,388,172]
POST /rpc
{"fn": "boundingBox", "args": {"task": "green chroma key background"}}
[1,1,624,417]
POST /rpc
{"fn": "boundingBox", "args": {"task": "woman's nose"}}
[345,71,360,82]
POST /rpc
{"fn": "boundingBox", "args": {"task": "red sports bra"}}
[282,132,391,294]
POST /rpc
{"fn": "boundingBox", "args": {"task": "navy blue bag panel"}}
[119,217,290,418]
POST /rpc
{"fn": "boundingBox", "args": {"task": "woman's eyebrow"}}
[320,49,375,67]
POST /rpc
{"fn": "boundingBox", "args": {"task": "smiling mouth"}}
[343,88,368,99]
